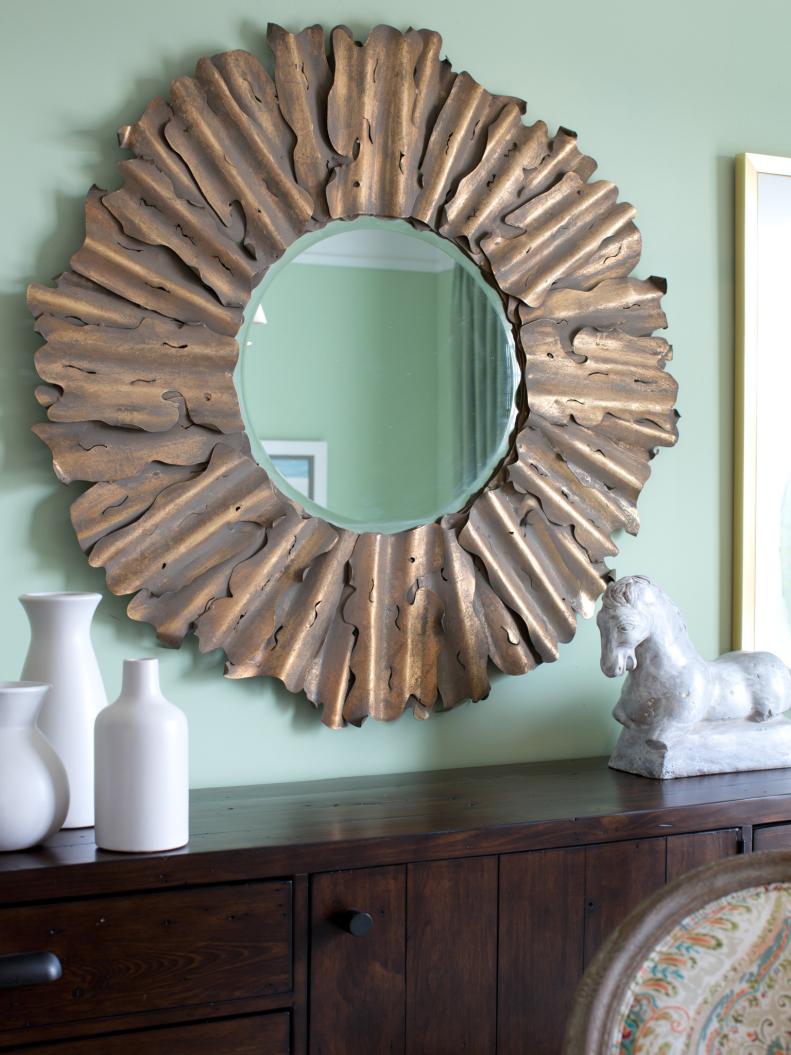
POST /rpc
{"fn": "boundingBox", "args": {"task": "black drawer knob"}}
[0,951,62,990]
[335,909,374,937]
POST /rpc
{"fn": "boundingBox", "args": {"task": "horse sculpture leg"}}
[612,700,633,728]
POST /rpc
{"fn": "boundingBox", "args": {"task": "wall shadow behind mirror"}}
[238,219,518,533]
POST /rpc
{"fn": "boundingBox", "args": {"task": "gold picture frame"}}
[734,152,791,656]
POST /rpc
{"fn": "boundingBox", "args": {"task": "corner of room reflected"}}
[237,218,518,533]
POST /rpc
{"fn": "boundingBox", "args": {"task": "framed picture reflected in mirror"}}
[260,440,328,506]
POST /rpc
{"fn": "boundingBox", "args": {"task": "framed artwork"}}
[734,153,791,661]
[261,440,328,506]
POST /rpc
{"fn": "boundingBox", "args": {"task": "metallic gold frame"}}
[733,151,791,650]
[28,24,678,726]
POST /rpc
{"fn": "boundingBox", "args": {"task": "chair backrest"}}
[563,849,791,1054]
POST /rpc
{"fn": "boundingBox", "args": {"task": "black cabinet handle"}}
[334,909,374,937]
[0,952,62,990]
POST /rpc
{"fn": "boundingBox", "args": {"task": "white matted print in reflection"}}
[261,440,328,506]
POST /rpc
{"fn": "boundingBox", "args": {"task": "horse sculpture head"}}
[597,575,662,678]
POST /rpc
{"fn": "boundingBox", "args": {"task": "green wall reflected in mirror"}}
[238,219,517,532]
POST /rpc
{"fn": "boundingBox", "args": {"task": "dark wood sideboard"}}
[3,756,791,1054]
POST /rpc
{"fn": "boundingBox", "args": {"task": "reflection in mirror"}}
[238,218,517,533]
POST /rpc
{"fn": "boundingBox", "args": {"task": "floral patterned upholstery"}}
[609,882,791,1054]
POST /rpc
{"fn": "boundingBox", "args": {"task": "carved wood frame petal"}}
[27,24,679,727]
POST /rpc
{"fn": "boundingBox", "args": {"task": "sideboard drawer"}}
[16,1012,291,1053]
[0,881,292,1033]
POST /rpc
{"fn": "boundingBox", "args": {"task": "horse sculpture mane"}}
[601,575,686,633]
[600,574,652,610]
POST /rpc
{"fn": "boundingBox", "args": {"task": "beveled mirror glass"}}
[239,219,517,532]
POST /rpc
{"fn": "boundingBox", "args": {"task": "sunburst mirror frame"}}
[27,24,679,728]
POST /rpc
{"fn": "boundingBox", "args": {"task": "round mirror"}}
[238,218,517,533]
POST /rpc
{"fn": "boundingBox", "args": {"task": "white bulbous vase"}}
[95,658,189,854]
[0,682,69,852]
[20,592,108,829]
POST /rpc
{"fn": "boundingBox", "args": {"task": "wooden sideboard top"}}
[2,755,791,903]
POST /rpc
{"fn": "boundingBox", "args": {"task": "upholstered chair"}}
[563,849,791,1054]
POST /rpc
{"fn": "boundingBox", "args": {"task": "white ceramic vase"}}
[20,592,108,829]
[94,658,189,853]
[0,682,69,852]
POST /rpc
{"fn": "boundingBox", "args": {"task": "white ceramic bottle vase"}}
[20,592,108,829]
[0,682,69,851]
[95,659,189,853]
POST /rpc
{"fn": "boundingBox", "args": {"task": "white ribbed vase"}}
[0,682,69,851]
[95,659,189,853]
[20,592,108,829]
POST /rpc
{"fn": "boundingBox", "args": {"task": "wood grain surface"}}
[406,856,498,1053]
[0,757,786,904]
[666,828,741,880]
[17,1013,291,1055]
[498,848,586,1055]
[0,881,292,1033]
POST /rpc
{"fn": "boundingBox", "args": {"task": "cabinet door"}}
[310,866,406,1055]
[667,828,741,879]
[497,830,741,1053]
[498,848,585,1055]
[498,840,665,1054]
[406,856,498,1054]
[584,839,667,964]
[585,831,741,963]
[310,857,500,1055]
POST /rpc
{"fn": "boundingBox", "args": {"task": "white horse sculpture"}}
[598,576,791,751]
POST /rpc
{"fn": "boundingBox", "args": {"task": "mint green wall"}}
[242,261,443,529]
[240,246,506,530]
[2,0,789,787]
